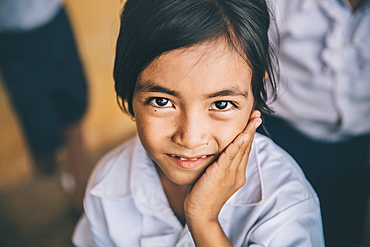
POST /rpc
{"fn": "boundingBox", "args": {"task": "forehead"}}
[137,39,252,95]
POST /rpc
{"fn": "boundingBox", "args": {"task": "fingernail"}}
[255,119,262,128]
[242,134,250,142]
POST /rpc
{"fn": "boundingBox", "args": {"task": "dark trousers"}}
[0,7,88,157]
[258,115,370,247]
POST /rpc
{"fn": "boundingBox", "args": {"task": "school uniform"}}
[73,134,325,246]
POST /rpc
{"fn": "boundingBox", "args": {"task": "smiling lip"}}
[166,154,214,170]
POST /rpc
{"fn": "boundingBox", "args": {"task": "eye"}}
[149,97,173,108]
[209,101,235,111]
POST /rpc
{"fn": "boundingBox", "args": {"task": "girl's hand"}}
[184,110,262,245]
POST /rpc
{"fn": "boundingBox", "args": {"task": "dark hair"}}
[114,0,277,116]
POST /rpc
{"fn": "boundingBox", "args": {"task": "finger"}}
[243,110,262,132]
[237,112,261,162]
[230,132,250,164]
[216,133,246,169]
[236,134,254,177]
[251,110,261,119]
[213,111,262,172]
[234,113,262,174]
[234,111,262,160]
[216,130,251,176]
[215,133,252,188]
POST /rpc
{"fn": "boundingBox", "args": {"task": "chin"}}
[169,171,203,186]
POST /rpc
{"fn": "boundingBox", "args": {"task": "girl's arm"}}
[184,110,262,246]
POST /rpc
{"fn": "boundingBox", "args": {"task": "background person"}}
[0,0,89,212]
[260,0,370,246]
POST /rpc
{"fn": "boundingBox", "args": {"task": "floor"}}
[0,175,77,247]
[0,139,122,247]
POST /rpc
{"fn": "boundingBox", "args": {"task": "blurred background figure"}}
[0,0,88,212]
[260,0,370,246]
[0,1,138,245]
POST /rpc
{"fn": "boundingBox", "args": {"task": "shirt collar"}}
[89,137,139,199]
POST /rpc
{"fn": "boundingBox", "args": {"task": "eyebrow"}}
[136,80,180,97]
[137,80,248,99]
[207,89,248,99]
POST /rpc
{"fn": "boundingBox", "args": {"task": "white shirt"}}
[73,134,324,247]
[0,0,62,32]
[267,0,370,141]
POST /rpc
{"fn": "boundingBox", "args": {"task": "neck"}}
[156,166,191,226]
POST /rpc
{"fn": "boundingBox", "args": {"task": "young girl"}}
[73,0,325,246]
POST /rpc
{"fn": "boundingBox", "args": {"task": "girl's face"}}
[133,39,254,187]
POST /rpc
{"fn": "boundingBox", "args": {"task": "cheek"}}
[135,116,156,140]
[134,111,173,148]
[135,118,160,158]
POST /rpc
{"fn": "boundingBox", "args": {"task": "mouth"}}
[166,154,214,169]
[170,154,209,160]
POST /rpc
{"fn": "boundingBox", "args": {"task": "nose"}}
[171,111,209,149]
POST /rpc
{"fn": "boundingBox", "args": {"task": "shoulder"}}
[228,133,317,208]
[253,133,299,169]
[224,134,324,245]
[253,133,317,201]
[239,134,324,245]
[85,135,139,199]
[254,133,306,175]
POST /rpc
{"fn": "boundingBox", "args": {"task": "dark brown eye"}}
[149,97,173,108]
[155,98,169,106]
[209,101,235,111]
[214,101,228,109]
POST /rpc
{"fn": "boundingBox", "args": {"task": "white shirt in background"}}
[268,0,370,141]
[0,0,62,32]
